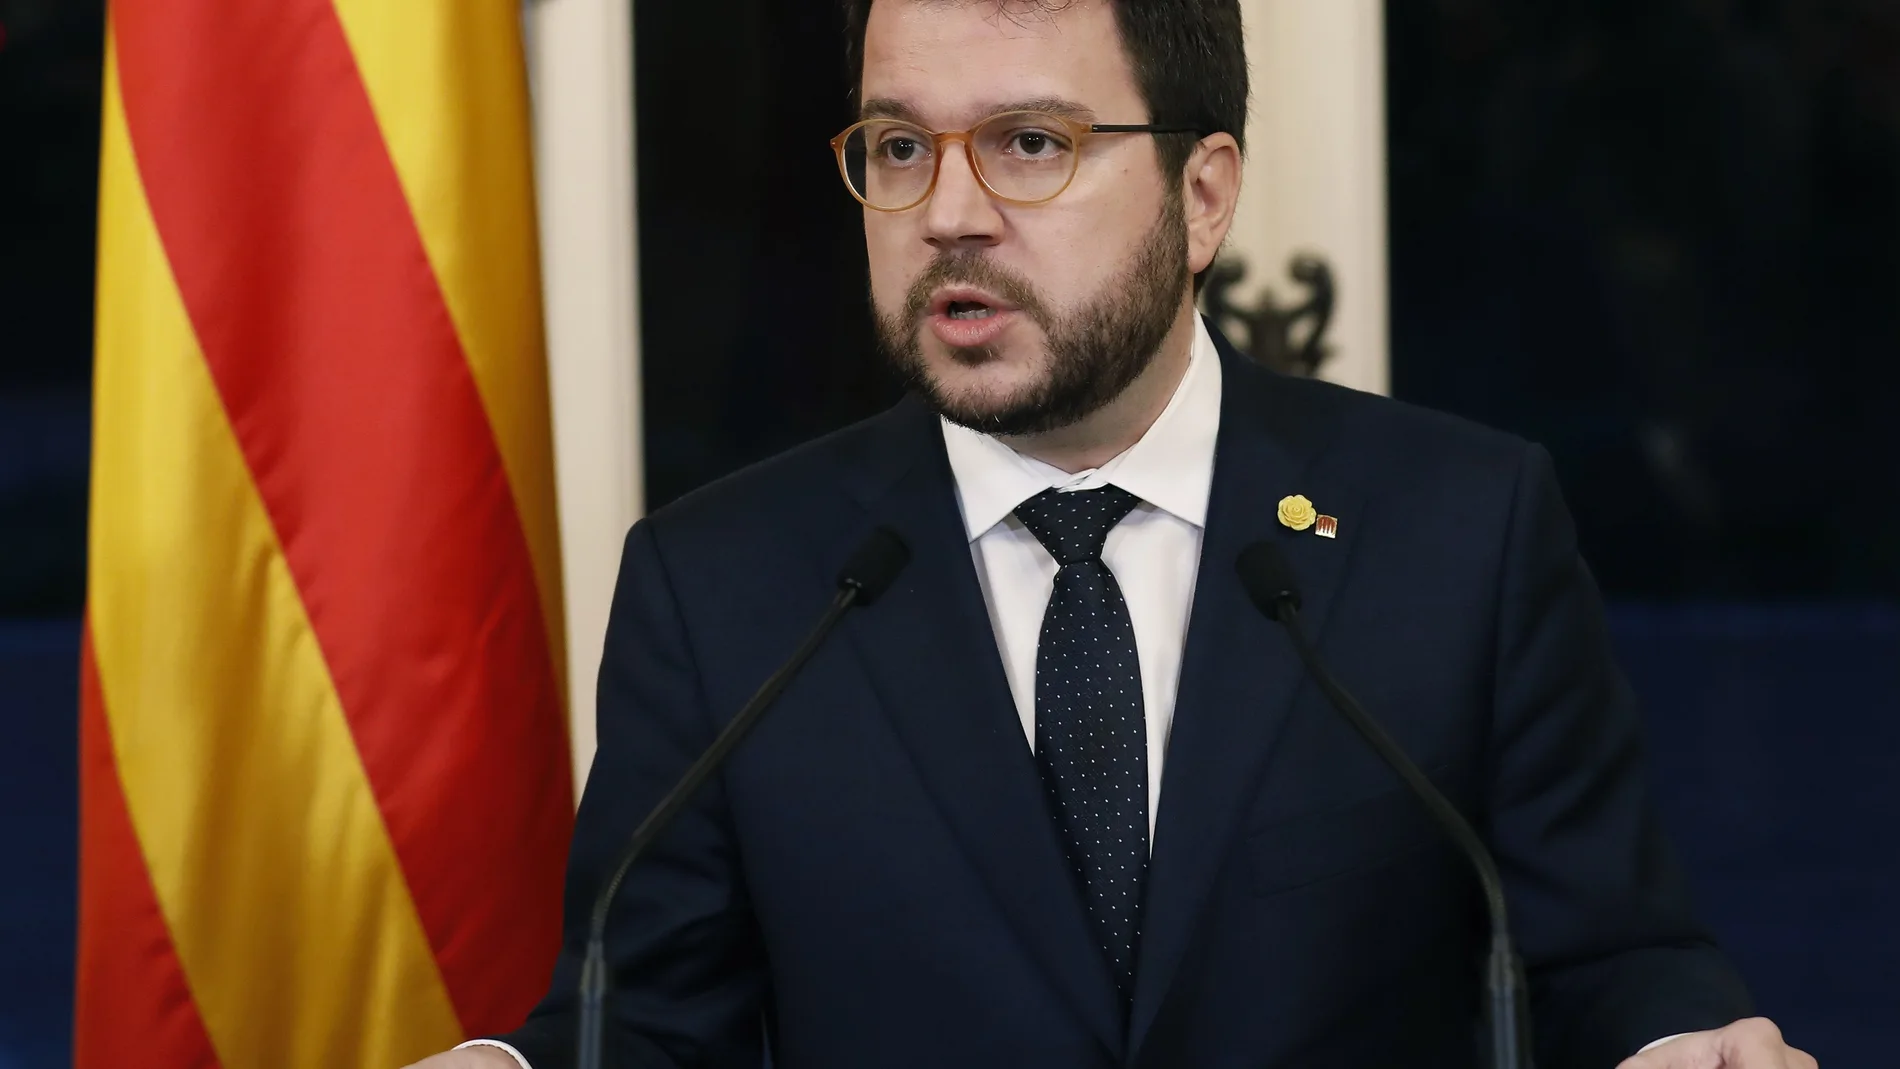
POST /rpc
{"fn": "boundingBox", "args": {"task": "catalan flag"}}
[78,2,574,1066]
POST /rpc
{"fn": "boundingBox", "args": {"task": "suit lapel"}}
[1128,338,1373,1057]
[835,398,1126,1060]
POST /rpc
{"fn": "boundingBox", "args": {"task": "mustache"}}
[902,252,1050,326]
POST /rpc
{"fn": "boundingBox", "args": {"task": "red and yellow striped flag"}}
[78,2,574,1065]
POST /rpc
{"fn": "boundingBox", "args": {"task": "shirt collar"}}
[940,316,1224,542]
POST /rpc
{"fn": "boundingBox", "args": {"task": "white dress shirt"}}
[462,316,1685,1065]
[941,316,1221,840]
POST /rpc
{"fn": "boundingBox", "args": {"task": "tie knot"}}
[1012,486,1141,565]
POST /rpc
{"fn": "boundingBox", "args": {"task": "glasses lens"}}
[974,112,1078,203]
[842,121,936,210]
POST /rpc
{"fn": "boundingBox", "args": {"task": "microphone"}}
[1236,542,1532,1069]
[577,527,912,1069]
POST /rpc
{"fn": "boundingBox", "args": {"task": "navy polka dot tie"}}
[1013,485,1149,1000]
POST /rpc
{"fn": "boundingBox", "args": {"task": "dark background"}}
[1387,0,1900,600]
[3,0,1895,1065]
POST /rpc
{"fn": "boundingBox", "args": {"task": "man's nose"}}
[920,141,1004,252]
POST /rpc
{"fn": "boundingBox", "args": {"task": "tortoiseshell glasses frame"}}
[830,110,1202,212]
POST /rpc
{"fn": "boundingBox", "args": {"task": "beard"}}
[873,192,1191,437]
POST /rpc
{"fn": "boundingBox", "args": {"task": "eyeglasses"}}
[830,110,1201,212]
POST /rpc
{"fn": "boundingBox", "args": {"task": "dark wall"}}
[0,0,102,618]
[1387,0,1900,598]
[634,0,896,512]
[0,622,79,1069]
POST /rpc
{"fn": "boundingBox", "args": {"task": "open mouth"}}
[945,300,997,321]
[925,288,1018,346]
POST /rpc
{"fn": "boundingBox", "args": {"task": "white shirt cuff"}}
[1639,1033,1692,1054]
[454,1039,534,1069]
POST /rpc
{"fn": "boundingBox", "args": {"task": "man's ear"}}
[1183,133,1242,277]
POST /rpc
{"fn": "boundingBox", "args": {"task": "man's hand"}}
[1619,1018,1816,1069]
[400,1047,521,1069]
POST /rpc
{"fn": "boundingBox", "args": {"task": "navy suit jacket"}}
[501,329,1753,1068]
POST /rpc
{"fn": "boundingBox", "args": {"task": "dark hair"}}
[841,0,1248,182]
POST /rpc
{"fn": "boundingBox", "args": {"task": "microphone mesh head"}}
[1236,541,1303,621]
[838,527,911,604]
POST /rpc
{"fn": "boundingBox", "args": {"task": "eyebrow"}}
[858,96,1103,127]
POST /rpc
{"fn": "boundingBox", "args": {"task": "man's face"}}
[859,0,1191,435]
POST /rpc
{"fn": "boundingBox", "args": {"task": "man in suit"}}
[413,1,1816,1066]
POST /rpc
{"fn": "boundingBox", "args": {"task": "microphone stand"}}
[1238,542,1531,1069]
[577,527,909,1069]
[1275,607,1530,1069]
